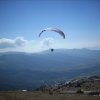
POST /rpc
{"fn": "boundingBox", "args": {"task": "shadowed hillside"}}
[0,49,100,90]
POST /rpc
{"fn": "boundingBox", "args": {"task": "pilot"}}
[51,48,54,52]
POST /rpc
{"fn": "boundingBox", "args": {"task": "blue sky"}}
[0,0,100,52]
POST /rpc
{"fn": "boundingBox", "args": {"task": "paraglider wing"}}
[39,28,65,39]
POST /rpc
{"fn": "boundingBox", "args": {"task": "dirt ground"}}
[0,91,100,100]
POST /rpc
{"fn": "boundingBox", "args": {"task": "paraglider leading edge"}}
[38,28,65,39]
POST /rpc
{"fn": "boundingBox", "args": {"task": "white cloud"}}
[30,40,35,42]
[14,37,28,46]
[0,36,33,49]
[40,38,53,47]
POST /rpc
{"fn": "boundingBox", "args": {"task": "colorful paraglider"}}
[39,28,65,52]
[39,28,65,39]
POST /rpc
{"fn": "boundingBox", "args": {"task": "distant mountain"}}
[0,51,32,56]
[38,48,100,59]
[87,46,100,50]
[0,48,100,90]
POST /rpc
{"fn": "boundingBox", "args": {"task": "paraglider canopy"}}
[39,28,65,39]
[39,28,65,52]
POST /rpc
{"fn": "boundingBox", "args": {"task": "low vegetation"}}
[76,89,84,94]
[0,75,100,100]
[88,91,100,95]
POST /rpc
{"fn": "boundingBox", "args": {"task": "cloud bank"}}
[40,38,53,47]
[0,37,31,49]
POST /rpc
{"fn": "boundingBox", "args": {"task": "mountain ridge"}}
[0,48,100,90]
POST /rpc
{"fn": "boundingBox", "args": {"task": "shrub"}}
[49,91,53,95]
[76,89,84,94]
[88,91,100,95]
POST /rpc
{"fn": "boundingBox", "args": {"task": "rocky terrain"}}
[36,75,100,92]
[0,75,100,100]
